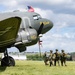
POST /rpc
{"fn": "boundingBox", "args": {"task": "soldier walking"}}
[43,51,49,65]
[49,50,53,66]
[60,50,67,66]
[54,49,60,66]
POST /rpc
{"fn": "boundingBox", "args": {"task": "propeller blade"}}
[37,23,44,35]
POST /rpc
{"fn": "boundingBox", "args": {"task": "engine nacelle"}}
[15,28,37,45]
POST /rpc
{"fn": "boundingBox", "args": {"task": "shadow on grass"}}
[0,66,6,72]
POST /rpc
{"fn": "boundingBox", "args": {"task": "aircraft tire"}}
[1,56,15,67]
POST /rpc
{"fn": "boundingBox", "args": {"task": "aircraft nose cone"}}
[41,19,53,34]
[48,20,53,29]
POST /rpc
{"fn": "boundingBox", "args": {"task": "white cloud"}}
[64,33,75,39]
[0,0,17,6]
[0,0,75,9]
[35,8,54,18]
[17,0,74,5]
[19,0,75,9]
[44,31,75,39]
[46,0,72,5]
[39,30,75,53]
[41,33,75,52]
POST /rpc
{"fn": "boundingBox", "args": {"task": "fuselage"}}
[0,11,53,50]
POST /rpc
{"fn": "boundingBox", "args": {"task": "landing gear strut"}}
[1,49,15,67]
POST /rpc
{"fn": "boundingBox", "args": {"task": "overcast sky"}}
[0,0,75,53]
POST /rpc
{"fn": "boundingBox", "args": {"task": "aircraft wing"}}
[0,17,21,48]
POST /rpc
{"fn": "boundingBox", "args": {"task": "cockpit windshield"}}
[33,15,42,20]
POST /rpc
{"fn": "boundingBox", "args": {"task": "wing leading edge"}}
[0,17,21,48]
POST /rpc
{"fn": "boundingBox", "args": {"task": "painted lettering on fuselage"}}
[30,35,37,40]
[40,22,50,25]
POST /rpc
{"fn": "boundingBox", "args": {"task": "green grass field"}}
[0,60,75,75]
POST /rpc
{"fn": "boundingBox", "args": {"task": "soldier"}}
[60,50,67,66]
[43,51,49,65]
[54,49,60,66]
[49,50,53,66]
[0,53,2,61]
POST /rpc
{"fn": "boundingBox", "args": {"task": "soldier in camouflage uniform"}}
[60,50,67,66]
[43,51,49,65]
[54,49,60,66]
[49,50,54,66]
[0,53,2,61]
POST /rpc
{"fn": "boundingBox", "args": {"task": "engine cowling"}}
[15,28,37,45]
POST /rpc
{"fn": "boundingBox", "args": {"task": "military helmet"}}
[50,50,53,52]
[56,49,58,51]
[61,50,64,52]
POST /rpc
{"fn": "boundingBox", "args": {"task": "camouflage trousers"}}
[44,57,49,65]
[61,57,67,66]
[54,57,60,66]
[49,59,53,66]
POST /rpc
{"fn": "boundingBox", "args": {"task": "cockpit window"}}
[33,15,38,20]
[33,15,42,20]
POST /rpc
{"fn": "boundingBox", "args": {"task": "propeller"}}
[37,23,44,57]
[37,23,44,36]
[37,23,44,45]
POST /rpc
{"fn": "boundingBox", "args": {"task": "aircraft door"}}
[22,17,31,28]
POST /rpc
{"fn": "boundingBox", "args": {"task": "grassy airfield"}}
[0,60,75,75]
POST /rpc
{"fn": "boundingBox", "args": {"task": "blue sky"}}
[0,0,75,53]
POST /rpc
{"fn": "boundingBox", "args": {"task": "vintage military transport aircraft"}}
[0,8,53,66]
